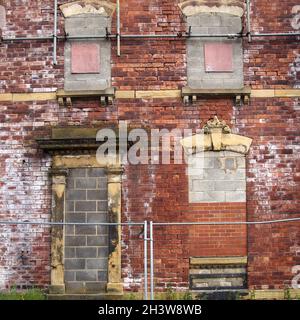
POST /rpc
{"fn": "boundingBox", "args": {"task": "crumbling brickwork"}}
[0,0,299,295]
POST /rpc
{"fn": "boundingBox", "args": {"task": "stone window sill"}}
[57,87,115,107]
[181,86,251,105]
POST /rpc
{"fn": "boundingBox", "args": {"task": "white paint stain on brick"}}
[291,5,300,30]
[0,122,52,288]
[289,52,300,88]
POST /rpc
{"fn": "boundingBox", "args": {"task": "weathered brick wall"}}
[244,1,300,88]
[0,0,299,293]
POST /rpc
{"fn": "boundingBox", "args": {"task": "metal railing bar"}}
[0,221,144,226]
[2,32,300,42]
[153,217,300,226]
[143,221,148,300]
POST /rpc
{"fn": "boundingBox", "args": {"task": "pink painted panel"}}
[71,43,100,74]
[204,43,233,72]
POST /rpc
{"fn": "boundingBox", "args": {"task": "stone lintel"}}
[190,256,248,266]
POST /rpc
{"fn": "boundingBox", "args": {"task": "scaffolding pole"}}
[53,0,58,65]
[2,32,300,43]
[117,0,121,56]
[246,0,252,42]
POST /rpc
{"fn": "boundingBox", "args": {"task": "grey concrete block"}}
[87,168,106,177]
[64,271,75,281]
[97,226,108,235]
[187,15,201,26]
[67,178,75,189]
[65,282,86,294]
[75,201,97,212]
[203,169,226,180]
[65,236,86,247]
[191,180,215,192]
[190,267,246,275]
[85,282,106,293]
[203,157,217,168]
[65,248,76,259]
[188,13,241,32]
[225,191,246,202]
[65,16,110,37]
[188,167,205,177]
[193,277,244,288]
[87,213,107,223]
[75,270,97,282]
[66,190,86,201]
[236,157,246,168]
[75,225,97,235]
[98,247,109,257]
[69,169,86,178]
[190,26,209,34]
[64,78,110,91]
[97,201,108,211]
[215,180,246,191]
[97,178,107,189]
[87,236,108,246]
[75,178,97,189]
[65,212,86,223]
[230,169,246,180]
[86,258,108,270]
[188,154,205,168]
[76,247,97,258]
[65,258,85,270]
[66,201,75,212]
[224,158,236,170]
[65,225,75,235]
[87,190,107,200]
[98,271,108,282]
[190,191,226,203]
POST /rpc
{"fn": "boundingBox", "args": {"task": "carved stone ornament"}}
[180,116,252,155]
[203,116,231,134]
[178,0,244,17]
[60,0,116,18]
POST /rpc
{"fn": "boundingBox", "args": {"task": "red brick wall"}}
[0,0,299,292]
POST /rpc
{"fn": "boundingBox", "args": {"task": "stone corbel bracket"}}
[182,87,251,106]
[56,87,115,107]
[180,116,252,155]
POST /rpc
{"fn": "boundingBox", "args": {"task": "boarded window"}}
[204,43,233,73]
[186,13,243,89]
[71,43,100,74]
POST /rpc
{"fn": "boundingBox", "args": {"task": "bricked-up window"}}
[71,43,101,74]
[188,151,246,203]
[204,43,233,73]
[185,11,244,89]
[60,1,116,91]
